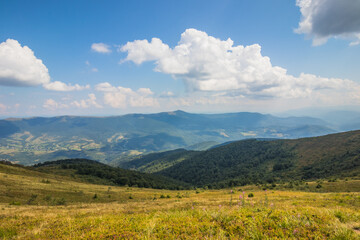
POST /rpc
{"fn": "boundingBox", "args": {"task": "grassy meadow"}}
[1,163,360,239]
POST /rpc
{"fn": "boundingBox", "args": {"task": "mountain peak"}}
[167,110,187,115]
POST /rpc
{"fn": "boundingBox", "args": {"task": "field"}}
[1,163,360,239]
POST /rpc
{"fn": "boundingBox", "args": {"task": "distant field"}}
[1,163,360,239]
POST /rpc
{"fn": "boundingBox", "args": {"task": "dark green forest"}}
[123,130,360,188]
[34,159,189,190]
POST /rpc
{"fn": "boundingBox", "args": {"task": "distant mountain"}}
[124,130,360,188]
[318,110,360,131]
[0,110,337,165]
[279,108,360,132]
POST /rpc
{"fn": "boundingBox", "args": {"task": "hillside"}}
[1,160,360,239]
[119,149,200,173]
[0,110,336,165]
[123,130,360,188]
[32,159,188,190]
[0,160,188,206]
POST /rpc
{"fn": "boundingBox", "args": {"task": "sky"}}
[0,0,360,117]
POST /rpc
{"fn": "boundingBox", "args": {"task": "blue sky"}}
[0,0,359,117]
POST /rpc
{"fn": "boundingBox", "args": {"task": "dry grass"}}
[0,163,360,239]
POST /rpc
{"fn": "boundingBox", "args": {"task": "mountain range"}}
[0,110,355,165]
[1,129,359,190]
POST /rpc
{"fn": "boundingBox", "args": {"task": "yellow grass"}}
[0,164,360,239]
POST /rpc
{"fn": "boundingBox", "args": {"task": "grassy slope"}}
[0,163,360,239]
[287,130,360,178]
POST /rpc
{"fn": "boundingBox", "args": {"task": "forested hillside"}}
[33,159,189,189]
[123,130,360,188]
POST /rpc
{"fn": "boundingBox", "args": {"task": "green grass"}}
[1,163,360,239]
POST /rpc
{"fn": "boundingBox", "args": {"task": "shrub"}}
[27,194,38,205]
[55,198,66,205]
[248,193,254,198]
[43,195,52,202]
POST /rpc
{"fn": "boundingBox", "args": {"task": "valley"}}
[0,110,342,165]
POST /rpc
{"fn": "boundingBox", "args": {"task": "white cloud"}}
[120,28,360,100]
[0,39,50,86]
[43,81,90,91]
[71,93,102,109]
[95,82,159,108]
[0,39,89,92]
[43,99,68,111]
[0,103,8,114]
[121,38,170,64]
[295,0,360,46]
[94,82,117,92]
[91,43,112,53]
[160,91,175,97]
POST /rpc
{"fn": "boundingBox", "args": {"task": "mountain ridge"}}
[122,130,360,188]
[0,110,340,165]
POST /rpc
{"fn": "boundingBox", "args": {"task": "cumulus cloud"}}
[0,39,90,92]
[295,0,360,46]
[0,39,50,86]
[91,43,112,53]
[71,93,102,108]
[43,81,90,91]
[120,28,360,99]
[43,99,68,111]
[95,82,159,108]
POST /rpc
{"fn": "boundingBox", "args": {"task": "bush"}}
[248,193,254,198]
[55,198,66,205]
[27,194,38,205]
[43,195,52,202]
